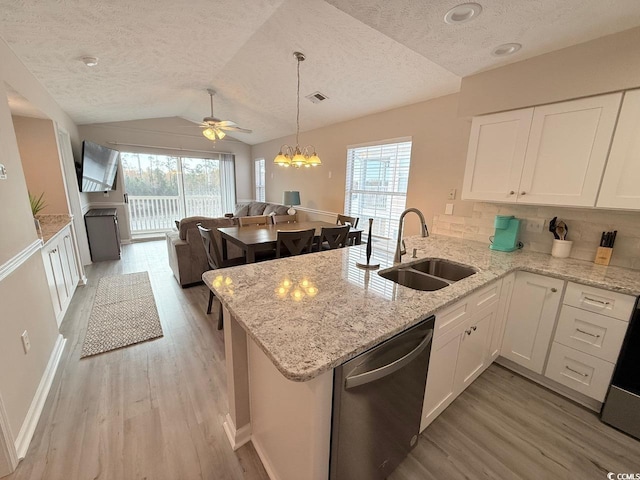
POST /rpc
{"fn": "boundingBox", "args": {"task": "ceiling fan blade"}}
[221,126,252,133]
[215,120,237,127]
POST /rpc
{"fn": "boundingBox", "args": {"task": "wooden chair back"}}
[276,228,315,258]
[197,224,223,269]
[319,225,350,251]
[271,213,298,224]
[239,215,269,227]
[337,214,359,228]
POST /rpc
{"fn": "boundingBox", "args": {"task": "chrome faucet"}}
[394,208,429,263]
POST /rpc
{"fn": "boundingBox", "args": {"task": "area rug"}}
[81,272,163,358]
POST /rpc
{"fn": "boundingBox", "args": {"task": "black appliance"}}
[601,297,640,439]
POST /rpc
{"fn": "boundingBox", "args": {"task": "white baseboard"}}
[15,334,67,460]
[222,413,251,451]
[252,436,280,480]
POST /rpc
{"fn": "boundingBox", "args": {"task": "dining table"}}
[218,220,363,263]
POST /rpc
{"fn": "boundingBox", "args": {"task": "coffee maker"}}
[490,215,522,252]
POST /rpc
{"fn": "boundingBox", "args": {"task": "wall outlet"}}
[445,203,454,215]
[448,188,456,200]
[0,163,7,180]
[21,330,31,354]
[526,218,545,233]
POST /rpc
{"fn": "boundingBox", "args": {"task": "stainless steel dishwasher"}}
[329,317,434,480]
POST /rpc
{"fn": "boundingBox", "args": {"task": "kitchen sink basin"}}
[410,258,476,282]
[378,258,476,291]
[378,269,450,291]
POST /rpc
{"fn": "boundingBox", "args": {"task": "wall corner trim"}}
[14,334,66,460]
[0,392,19,476]
[0,239,43,283]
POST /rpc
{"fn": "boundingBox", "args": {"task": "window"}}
[344,138,412,239]
[121,151,236,233]
[255,158,266,202]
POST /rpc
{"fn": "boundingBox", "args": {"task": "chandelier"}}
[274,52,321,168]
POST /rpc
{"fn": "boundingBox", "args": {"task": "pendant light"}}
[274,52,321,168]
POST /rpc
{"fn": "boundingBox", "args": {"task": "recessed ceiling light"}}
[81,56,99,67]
[444,3,482,24]
[491,43,522,57]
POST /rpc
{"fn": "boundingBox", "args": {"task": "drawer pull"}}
[465,329,472,336]
[471,325,477,331]
[576,328,600,338]
[550,288,557,293]
[565,365,588,377]
[582,296,610,306]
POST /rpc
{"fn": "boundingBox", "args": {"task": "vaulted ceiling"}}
[1,0,639,144]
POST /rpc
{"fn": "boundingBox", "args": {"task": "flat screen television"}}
[78,140,119,192]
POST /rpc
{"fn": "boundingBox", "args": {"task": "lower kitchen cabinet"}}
[500,272,564,374]
[421,280,502,431]
[41,223,80,327]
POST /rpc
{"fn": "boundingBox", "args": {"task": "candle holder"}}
[356,218,380,270]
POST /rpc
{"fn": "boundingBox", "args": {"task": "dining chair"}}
[239,215,269,227]
[271,213,298,224]
[318,225,350,251]
[275,228,315,258]
[197,224,245,329]
[337,214,359,228]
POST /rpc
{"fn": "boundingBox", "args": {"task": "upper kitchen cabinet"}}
[597,89,640,209]
[462,93,622,207]
[462,108,533,202]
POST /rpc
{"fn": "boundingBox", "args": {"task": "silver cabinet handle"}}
[583,296,610,306]
[565,365,588,377]
[576,328,600,338]
[550,288,557,293]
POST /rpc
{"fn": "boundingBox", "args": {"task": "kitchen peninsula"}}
[203,235,640,480]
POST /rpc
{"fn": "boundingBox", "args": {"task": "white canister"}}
[551,239,573,258]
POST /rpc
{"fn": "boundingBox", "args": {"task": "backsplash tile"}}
[433,203,640,270]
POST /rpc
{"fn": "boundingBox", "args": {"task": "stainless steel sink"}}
[378,258,476,291]
[410,258,476,282]
[378,269,450,291]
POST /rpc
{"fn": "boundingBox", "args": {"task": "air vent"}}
[306,91,329,104]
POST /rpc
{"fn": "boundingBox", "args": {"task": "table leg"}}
[247,247,256,263]
[222,236,229,261]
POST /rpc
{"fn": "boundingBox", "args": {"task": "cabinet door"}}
[421,323,464,431]
[454,302,496,392]
[42,249,62,318]
[597,89,640,209]
[62,230,80,288]
[518,93,622,206]
[501,272,564,374]
[462,108,533,202]
[490,273,515,361]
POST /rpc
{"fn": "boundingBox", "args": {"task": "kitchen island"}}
[203,235,640,480]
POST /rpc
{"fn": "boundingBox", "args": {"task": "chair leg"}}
[207,290,214,314]
[217,302,224,330]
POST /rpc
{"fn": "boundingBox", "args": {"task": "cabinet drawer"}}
[474,280,501,310]
[434,298,472,339]
[545,342,615,402]
[554,305,628,363]
[563,282,635,321]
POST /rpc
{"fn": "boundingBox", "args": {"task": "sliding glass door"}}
[121,152,235,234]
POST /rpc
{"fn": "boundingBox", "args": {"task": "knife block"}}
[594,247,613,266]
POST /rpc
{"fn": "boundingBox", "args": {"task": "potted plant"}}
[29,191,47,236]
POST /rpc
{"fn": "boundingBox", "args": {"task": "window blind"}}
[344,140,412,239]
[255,158,266,202]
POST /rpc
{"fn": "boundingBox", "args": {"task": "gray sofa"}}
[166,201,291,287]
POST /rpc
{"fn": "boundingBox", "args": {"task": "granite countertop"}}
[203,234,640,383]
[37,214,72,244]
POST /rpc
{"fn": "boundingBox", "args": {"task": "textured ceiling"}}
[1,0,639,144]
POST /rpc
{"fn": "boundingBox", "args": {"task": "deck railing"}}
[128,195,222,233]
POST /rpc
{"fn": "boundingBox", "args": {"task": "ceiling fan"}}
[194,89,252,141]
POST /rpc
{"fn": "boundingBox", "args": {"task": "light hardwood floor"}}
[7,240,640,479]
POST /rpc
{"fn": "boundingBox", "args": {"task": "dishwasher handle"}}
[345,330,433,390]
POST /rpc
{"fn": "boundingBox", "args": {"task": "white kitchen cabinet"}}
[489,272,515,361]
[462,93,622,207]
[501,272,564,374]
[41,224,80,327]
[597,89,640,209]
[462,108,533,202]
[421,280,501,431]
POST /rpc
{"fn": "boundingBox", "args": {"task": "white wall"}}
[0,35,80,466]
